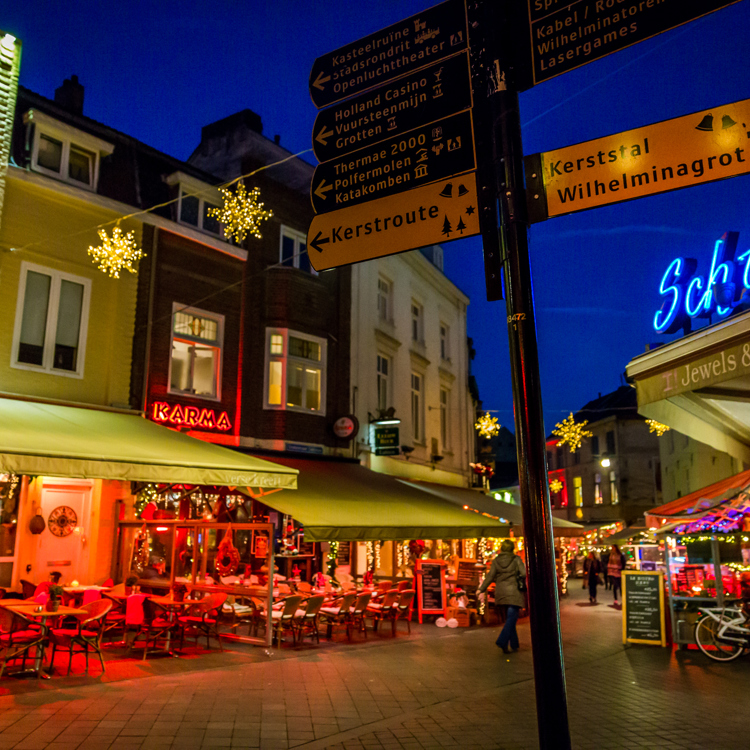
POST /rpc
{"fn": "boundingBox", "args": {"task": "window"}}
[573,477,583,507]
[411,372,424,442]
[178,188,222,237]
[376,355,389,412]
[606,430,616,455]
[591,435,599,457]
[594,474,603,504]
[610,471,619,504]
[169,306,224,400]
[440,323,450,361]
[411,302,423,343]
[440,388,449,449]
[280,226,317,275]
[377,277,391,321]
[264,328,327,414]
[11,262,91,377]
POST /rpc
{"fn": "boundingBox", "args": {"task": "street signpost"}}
[524,97,750,223]
[312,51,472,163]
[308,0,468,109]
[523,0,740,87]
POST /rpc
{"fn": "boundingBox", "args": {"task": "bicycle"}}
[694,604,750,661]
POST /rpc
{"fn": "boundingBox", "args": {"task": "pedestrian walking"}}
[608,544,626,604]
[600,548,611,589]
[477,539,527,654]
[584,551,602,604]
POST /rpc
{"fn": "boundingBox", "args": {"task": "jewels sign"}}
[525,97,750,222]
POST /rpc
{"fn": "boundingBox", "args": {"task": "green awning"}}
[246,455,511,541]
[0,397,297,489]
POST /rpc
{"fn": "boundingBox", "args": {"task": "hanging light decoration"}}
[646,419,670,437]
[208,181,273,244]
[475,412,500,438]
[552,413,593,453]
[549,478,564,494]
[87,224,143,278]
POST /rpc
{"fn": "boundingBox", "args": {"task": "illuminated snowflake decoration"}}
[552,413,593,453]
[208,182,273,244]
[549,479,564,494]
[646,419,670,437]
[87,225,143,278]
[475,412,500,438]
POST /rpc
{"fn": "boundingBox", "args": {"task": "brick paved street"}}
[0,585,747,750]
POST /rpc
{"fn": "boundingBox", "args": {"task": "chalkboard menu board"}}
[416,559,447,622]
[336,541,351,565]
[622,571,666,646]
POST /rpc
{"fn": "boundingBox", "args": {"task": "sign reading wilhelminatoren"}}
[526,0,740,87]
[309,0,468,109]
[524,97,750,223]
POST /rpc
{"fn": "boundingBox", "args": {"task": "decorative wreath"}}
[216,525,240,576]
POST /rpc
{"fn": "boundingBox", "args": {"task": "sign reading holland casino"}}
[526,97,750,220]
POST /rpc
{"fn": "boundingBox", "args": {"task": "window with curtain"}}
[169,307,224,399]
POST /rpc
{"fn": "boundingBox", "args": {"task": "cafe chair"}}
[269,595,302,646]
[20,580,36,600]
[48,599,112,676]
[125,594,173,660]
[101,592,127,643]
[366,589,400,634]
[0,609,47,678]
[347,592,372,639]
[177,593,227,652]
[294,595,325,644]
[319,592,357,641]
[390,590,415,635]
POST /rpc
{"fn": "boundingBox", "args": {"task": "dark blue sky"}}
[3,0,750,432]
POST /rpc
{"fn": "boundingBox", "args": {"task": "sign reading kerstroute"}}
[525,0,740,87]
[524,97,750,222]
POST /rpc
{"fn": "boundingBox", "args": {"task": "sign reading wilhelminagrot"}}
[524,98,750,223]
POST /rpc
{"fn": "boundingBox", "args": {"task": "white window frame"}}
[610,471,619,505]
[11,261,91,379]
[411,371,424,444]
[377,276,392,322]
[280,225,318,275]
[263,327,327,415]
[411,301,424,344]
[165,172,226,240]
[24,110,113,192]
[439,387,450,450]
[376,354,390,413]
[440,322,450,361]
[167,304,224,402]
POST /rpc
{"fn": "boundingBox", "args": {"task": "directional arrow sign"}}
[309,0,468,109]
[307,171,480,271]
[312,52,472,164]
[311,110,476,215]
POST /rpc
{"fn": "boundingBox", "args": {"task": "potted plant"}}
[172,582,188,602]
[125,575,138,595]
[46,585,64,612]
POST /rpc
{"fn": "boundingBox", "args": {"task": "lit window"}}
[377,355,389,412]
[573,476,583,507]
[440,388,449,449]
[594,474,603,504]
[377,277,391,321]
[440,323,449,360]
[411,302,423,343]
[11,262,91,377]
[169,306,224,400]
[610,471,619,505]
[264,328,327,415]
[280,226,317,275]
[411,372,423,442]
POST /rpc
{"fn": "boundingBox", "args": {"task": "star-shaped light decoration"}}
[87,225,143,278]
[208,182,273,244]
[646,419,670,437]
[475,412,500,439]
[549,479,563,494]
[552,413,593,453]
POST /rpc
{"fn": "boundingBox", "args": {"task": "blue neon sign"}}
[653,232,748,334]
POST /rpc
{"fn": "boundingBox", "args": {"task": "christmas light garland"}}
[475,413,500,438]
[207,182,272,244]
[646,419,670,437]
[552,413,593,453]
[87,224,143,278]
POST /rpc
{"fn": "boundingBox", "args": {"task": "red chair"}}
[177,593,227,651]
[125,595,173,660]
[0,609,46,678]
[319,592,357,640]
[366,589,400,633]
[48,599,112,675]
[390,590,415,635]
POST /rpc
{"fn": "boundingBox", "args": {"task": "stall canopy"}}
[397,479,584,536]
[0,397,298,489]
[246,455,512,541]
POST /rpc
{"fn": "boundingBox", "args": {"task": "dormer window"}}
[166,172,224,239]
[24,110,113,191]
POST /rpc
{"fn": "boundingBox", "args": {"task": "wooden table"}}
[0,603,86,679]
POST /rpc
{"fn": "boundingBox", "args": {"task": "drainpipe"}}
[141,227,159,412]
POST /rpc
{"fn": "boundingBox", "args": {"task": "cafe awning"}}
[0,396,297,489]
[245,455,512,541]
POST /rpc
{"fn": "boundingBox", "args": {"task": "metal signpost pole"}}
[469,1,571,747]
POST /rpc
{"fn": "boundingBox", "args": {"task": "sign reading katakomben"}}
[524,97,750,223]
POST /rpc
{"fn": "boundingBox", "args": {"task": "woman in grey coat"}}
[477,539,527,653]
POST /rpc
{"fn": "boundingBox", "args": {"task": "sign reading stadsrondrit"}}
[525,97,750,222]
[526,0,739,87]
[307,172,480,272]
[309,0,468,109]
[312,52,472,164]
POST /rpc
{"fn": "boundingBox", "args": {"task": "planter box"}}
[446,606,471,627]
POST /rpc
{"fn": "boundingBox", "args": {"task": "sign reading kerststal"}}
[307,172,480,271]
[309,0,468,109]
[525,97,750,222]
[526,0,740,87]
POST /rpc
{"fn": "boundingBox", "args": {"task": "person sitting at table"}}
[140,556,168,593]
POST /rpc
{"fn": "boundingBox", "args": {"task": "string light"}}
[475,413,500,438]
[208,182,272,244]
[646,419,670,436]
[549,479,563,494]
[552,413,593,453]
[87,224,143,278]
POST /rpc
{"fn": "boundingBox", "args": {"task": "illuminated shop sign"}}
[151,401,232,431]
[653,231,749,334]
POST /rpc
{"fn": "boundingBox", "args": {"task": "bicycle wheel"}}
[694,614,745,661]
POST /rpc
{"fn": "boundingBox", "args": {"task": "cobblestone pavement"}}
[0,585,747,750]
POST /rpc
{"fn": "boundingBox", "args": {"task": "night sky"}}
[3,0,750,433]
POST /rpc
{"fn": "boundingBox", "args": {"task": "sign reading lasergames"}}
[151,402,232,432]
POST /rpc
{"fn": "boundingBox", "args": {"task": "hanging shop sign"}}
[150,401,232,431]
[524,97,750,222]
[622,570,666,646]
[373,425,400,456]
[332,415,360,441]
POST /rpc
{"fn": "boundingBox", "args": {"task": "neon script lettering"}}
[653,232,749,334]
[151,402,232,431]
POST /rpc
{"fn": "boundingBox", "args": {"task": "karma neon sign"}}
[654,231,750,334]
[151,401,232,431]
